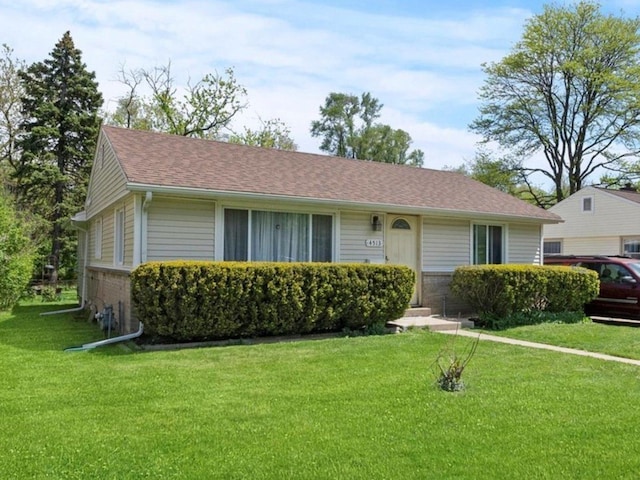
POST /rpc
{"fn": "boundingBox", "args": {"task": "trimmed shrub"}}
[450,264,598,328]
[130,261,414,341]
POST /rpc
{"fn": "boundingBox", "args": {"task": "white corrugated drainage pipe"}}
[64,322,144,352]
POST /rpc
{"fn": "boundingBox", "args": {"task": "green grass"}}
[3,299,640,479]
[483,321,640,360]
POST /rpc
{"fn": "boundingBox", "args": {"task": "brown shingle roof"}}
[595,186,640,204]
[102,125,560,222]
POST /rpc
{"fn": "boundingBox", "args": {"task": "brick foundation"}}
[421,272,473,317]
[86,267,135,334]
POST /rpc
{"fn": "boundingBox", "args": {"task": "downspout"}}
[143,191,152,211]
[41,223,89,316]
[64,322,144,352]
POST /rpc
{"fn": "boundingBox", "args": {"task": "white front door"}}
[386,215,419,305]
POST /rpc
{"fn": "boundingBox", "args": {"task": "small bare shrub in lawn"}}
[431,331,479,392]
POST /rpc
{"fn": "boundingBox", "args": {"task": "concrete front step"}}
[403,307,432,317]
[386,315,474,333]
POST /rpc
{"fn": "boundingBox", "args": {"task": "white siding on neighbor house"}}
[508,223,542,264]
[422,218,470,271]
[147,197,215,261]
[560,236,621,256]
[86,136,128,219]
[545,187,640,240]
[339,211,385,263]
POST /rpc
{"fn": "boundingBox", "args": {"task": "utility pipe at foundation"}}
[64,323,144,352]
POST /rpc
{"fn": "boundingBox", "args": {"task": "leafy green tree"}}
[0,44,25,191]
[310,92,374,157]
[447,149,556,207]
[451,150,521,195]
[0,191,36,309]
[311,92,423,166]
[470,1,640,206]
[358,124,424,166]
[17,31,103,282]
[107,63,248,139]
[228,117,297,150]
[103,66,154,131]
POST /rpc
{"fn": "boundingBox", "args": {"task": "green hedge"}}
[130,261,415,341]
[450,264,599,328]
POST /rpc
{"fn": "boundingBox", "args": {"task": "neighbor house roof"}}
[101,126,560,223]
[594,186,640,204]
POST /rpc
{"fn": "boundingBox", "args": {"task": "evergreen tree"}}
[17,31,102,282]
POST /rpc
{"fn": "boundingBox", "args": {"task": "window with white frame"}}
[114,208,125,265]
[223,208,333,262]
[473,224,503,264]
[623,238,640,258]
[94,217,102,259]
[543,240,562,255]
[582,196,593,213]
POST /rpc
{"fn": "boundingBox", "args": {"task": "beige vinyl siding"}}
[124,196,135,266]
[560,236,620,256]
[76,229,86,299]
[545,187,640,239]
[508,223,542,264]
[101,211,115,266]
[86,136,128,219]
[422,218,470,271]
[339,211,385,263]
[147,198,215,261]
[543,186,640,255]
[88,218,98,262]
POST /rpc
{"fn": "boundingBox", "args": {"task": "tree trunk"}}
[50,178,65,284]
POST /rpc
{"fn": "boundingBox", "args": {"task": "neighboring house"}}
[543,185,640,257]
[73,126,561,333]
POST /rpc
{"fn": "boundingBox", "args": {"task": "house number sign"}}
[365,239,384,248]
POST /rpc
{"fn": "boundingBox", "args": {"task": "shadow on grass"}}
[0,302,105,352]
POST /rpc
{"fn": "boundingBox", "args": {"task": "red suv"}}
[544,255,640,319]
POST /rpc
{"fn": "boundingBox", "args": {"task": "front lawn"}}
[2,300,640,479]
[482,321,640,360]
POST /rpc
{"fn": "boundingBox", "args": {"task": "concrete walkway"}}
[391,315,640,367]
[442,328,640,366]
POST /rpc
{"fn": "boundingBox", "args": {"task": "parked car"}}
[544,255,640,319]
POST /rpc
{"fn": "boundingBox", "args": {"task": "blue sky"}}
[1,0,640,176]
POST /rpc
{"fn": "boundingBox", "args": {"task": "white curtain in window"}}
[252,211,308,262]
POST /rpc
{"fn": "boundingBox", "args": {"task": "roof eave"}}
[126,182,560,224]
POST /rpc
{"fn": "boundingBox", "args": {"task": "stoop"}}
[402,307,432,317]
[386,314,474,333]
